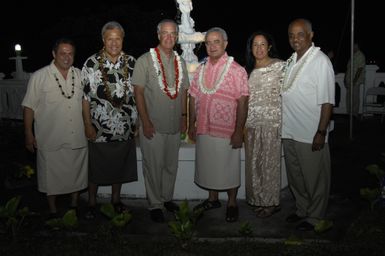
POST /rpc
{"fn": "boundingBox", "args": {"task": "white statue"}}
[177,0,205,44]
[177,0,204,76]
[177,0,194,34]
[181,43,198,63]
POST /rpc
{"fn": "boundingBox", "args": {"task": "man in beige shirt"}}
[22,38,88,219]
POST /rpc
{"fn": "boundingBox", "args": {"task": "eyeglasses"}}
[204,40,223,46]
[160,31,178,37]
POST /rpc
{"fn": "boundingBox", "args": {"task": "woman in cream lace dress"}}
[244,31,285,218]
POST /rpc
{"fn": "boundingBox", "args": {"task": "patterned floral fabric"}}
[189,54,249,139]
[82,52,137,142]
[245,61,285,128]
[245,60,285,207]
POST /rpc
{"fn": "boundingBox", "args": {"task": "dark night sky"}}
[1,0,383,77]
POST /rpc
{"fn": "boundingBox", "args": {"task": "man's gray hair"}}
[101,21,125,39]
[157,19,179,34]
[205,27,228,41]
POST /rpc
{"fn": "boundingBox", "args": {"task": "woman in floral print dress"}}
[244,31,285,218]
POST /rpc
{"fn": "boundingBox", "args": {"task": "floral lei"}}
[98,50,130,108]
[150,48,183,99]
[282,43,319,92]
[198,56,233,94]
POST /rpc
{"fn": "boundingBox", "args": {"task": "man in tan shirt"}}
[132,19,189,223]
[22,38,88,219]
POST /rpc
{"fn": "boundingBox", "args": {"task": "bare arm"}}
[312,103,333,151]
[134,85,155,139]
[231,95,248,148]
[23,107,36,152]
[82,99,96,141]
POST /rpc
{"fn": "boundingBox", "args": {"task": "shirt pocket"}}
[43,87,61,104]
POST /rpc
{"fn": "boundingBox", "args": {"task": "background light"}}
[15,44,21,52]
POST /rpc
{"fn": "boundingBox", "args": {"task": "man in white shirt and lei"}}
[281,18,335,232]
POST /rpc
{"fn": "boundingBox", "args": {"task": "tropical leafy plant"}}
[45,209,78,230]
[168,200,202,249]
[4,163,35,189]
[0,196,29,239]
[314,219,333,233]
[284,235,303,246]
[360,164,385,210]
[238,221,253,238]
[15,164,35,179]
[100,203,132,228]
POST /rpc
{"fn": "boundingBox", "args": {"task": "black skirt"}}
[88,139,138,184]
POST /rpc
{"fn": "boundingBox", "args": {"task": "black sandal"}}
[113,202,130,214]
[84,206,96,220]
[225,206,239,222]
[193,199,221,212]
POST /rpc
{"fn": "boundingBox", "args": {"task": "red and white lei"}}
[150,48,183,99]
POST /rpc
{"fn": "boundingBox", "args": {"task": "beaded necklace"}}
[54,69,75,99]
[98,50,129,108]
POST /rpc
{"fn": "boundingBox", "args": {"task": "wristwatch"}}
[316,130,327,136]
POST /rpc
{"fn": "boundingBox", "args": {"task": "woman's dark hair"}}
[245,31,279,76]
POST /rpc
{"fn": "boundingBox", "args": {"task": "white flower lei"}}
[282,44,320,92]
[150,48,183,98]
[198,56,234,94]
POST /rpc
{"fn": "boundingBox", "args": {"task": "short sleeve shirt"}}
[22,62,87,151]
[189,53,249,139]
[81,52,137,142]
[131,49,190,134]
[282,48,335,143]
